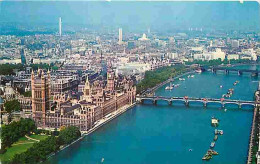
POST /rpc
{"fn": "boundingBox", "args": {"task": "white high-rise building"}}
[59,17,62,37]
[231,40,239,48]
[118,28,123,44]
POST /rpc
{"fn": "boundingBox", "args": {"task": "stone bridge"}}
[211,67,260,76]
[137,96,257,109]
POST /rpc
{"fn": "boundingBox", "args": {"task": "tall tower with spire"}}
[107,71,115,92]
[59,17,62,37]
[83,75,92,102]
[31,69,51,127]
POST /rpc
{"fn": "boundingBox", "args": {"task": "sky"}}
[0,1,259,32]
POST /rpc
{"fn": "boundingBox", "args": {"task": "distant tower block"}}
[59,17,62,37]
[118,28,123,44]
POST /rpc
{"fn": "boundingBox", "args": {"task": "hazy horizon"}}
[0,1,259,34]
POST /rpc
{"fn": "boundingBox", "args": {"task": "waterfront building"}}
[51,75,79,95]
[32,69,136,131]
[31,69,51,127]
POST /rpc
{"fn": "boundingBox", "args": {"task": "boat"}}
[179,78,185,81]
[165,83,174,90]
[214,135,218,141]
[190,75,195,78]
[224,108,227,112]
[220,85,223,88]
[188,75,191,78]
[189,149,193,152]
[174,84,180,88]
[202,153,212,160]
[210,142,215,148]
[219,130,224,135]
[211,117,219,127]
[208,149,219,155]
[165,86,173,90]
[196,69,202,73]
[215,129,218,135]
[215,129,224,135]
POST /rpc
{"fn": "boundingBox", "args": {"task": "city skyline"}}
[0,1,259,34]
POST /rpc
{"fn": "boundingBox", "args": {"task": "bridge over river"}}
[137,96,257,109]
[210,67,260,76]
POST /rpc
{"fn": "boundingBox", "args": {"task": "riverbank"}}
[46,102,136,161]
[142,70,194,95]
[247,91,260,164]
[247,106,257,164]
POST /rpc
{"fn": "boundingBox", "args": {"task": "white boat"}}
[179,78,185,81]
[195,69,202,73]
[174,84,180,88]
[165,83,174,90]
[220,85,223,88]
[190,75,195,78]
[165,86,173,90]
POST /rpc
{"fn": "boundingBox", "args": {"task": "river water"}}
[46,65,259,164]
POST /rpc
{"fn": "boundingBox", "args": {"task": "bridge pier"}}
[238,103,242,109]
[185,101,189,107]
[238,70,243,76]
[203,102,207,107]
[225,69,229,75]
[221,102,225,108]
[153,100,157,105]
[168,101,172,106]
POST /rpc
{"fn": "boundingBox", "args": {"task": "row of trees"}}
[0,63,59,75]
[136,65,186,94]
[1,118,36,149]
[11,126,81,164]
[0,64,24,75]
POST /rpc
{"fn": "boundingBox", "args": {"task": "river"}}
[45,65,259,164]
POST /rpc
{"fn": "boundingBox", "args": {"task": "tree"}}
[4,99,21,123]
[1,118,36,149]
[58,126,81,145]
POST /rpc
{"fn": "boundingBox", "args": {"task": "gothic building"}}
[31,69,51,127]
[31,69,136,131]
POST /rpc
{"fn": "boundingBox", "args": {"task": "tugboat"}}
[210,142,215,148]
[202,153,212,160]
